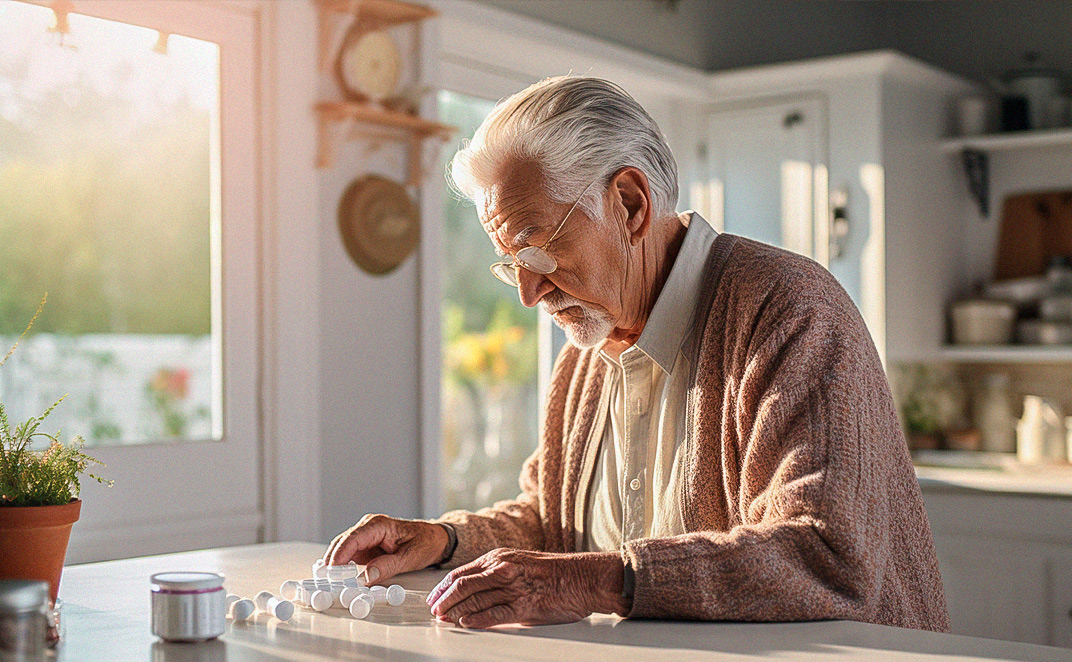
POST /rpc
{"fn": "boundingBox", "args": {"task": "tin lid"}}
[0,579,49,613]
[150,572,225,591]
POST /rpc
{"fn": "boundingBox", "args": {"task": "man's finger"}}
[430,570,502,617]
[441,587,512,624]
[329,522,390,566]
[364,544,419,585]
[457,603,516,629]
[427,557,489,605]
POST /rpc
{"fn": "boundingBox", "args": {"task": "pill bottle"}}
[150,572,226,642]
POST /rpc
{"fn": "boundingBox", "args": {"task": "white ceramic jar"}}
[150,572,226,642]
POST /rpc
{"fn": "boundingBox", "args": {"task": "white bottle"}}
[977,372,1016,453]
[1017,395,1066,464]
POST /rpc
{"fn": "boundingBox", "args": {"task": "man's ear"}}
[610,167,652,247]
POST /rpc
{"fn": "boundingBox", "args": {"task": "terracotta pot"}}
[0,499,81,603]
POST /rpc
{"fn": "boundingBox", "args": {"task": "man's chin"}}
[556,318,612,349]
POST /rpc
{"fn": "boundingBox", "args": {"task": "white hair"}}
[447,76,679,222]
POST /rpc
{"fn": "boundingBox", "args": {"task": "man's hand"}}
[323,515,448,584]
[426,548,630,629]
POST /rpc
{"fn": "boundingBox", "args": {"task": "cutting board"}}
[994,190,1072,280]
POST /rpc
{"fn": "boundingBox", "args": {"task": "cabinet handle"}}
[783,111,804,128]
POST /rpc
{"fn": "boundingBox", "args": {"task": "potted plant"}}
[0,296,109,603]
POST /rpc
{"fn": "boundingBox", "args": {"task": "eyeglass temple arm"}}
[541,180,600,249]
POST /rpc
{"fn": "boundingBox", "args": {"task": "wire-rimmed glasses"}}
[489,181,599,287]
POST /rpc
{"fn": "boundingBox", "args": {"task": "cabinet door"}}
[1048,554,1072,648]
[700,95,828,263]
[932,533,1049,645]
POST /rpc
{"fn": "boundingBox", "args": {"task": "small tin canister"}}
[0,579,49,662]
[150,572,225,642]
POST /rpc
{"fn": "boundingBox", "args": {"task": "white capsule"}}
[230,598,255,621]
[385,585,405,607]
[266,596,295,622]
[254,590,275,611]
[279,580,300,601]
[348,593,374,619]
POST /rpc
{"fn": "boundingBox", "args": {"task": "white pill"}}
[339,586,363,608]
[230,598,255,621]
[279,580,300,601]
[313,564,330,580]
[342,576,365,588]
[266,597,294,621]
[386,585,405,607]
[368,585,387,604]
[225,593,241,609]
[309,589,332,612]
[311,558,324,573]
[254,590,275,611]
[348,593,374,619]
[326,561,359,581]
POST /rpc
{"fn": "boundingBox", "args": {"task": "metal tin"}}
[0,579,49,662]
[150,572,225,642]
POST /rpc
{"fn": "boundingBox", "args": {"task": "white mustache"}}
[540,292,590,315]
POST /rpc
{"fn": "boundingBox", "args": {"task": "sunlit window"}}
[438,90,539,511]
[0,2,221,446]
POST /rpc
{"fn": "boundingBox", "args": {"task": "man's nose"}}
[516,268,554,308]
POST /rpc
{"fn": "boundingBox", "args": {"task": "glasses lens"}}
[515,246,557,274]
[490,262,518,287]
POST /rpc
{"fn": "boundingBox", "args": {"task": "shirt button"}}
[629,478,641,491]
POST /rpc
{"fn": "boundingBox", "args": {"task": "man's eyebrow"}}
[510,225,539,248]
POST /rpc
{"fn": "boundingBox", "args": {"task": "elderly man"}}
[325,76,949,632]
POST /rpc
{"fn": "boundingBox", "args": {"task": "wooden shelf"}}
[316,101,453,138]
[937,344,1072,364]
[941,127,1072,153]
[315,101,454,182]
[317,0,436,28]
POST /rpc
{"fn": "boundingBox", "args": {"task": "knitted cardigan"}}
[435,232,950,632]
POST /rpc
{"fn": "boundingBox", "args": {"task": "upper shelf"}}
[317,0,436,28]
[941,127,1072,153]
[938,345,1072,364]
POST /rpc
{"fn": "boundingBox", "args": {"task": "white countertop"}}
[55,542,1070,661]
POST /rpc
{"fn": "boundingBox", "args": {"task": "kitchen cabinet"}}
[922,487,1072,646]
[697,50,978,364]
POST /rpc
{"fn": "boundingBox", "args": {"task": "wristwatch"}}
[434,522,458,567]
[621,558,636,602]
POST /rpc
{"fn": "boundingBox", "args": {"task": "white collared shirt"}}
[584,211,717,552]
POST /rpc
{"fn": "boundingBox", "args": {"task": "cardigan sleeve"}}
[432,447,546,568]
[622,281,899,624]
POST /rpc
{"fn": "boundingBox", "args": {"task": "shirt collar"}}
[598,211,718,374]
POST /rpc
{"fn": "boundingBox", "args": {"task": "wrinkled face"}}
[480,161,629,347]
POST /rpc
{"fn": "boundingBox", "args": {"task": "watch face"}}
[340,29,401,100]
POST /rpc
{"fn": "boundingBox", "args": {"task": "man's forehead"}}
[479,173,549,254]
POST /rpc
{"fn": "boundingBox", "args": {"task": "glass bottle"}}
[976,372,1016,453]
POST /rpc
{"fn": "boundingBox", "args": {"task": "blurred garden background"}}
[0,2,218,446]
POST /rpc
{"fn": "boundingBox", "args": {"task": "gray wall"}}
[474,1,1072,85]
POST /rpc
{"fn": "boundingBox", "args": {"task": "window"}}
[0,0,260,562]
[0,1,220,447]
[437,90,540,511]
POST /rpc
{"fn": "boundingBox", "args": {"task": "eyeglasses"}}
[489,180,599,287]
